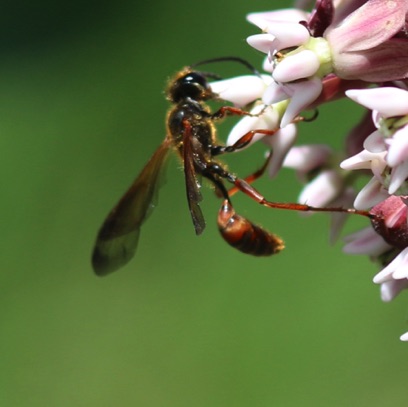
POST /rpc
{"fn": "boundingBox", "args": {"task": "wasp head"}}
[167,70,215,103]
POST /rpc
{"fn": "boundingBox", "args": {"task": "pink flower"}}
[325,0,408,81]
[203,1,408,340]
[245,1,408,126]
[343,87,408,196]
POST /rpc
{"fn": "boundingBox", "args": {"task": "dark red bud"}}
[370,196,408,249]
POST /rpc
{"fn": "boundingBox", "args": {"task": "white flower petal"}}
[283,144,332,172]
[380,280,408,302]
[273,50,320,82]
[373,251,404,284]
[400,331,408,341]
[371,157,388,179]
[210,75,271,107]
[340,150,377,170]
[346,88,408,118]
[387,126,408,167]
[389,160,408,194]
[340,149,387,173]
[392,263,408,279]
[371,110,382,128]
[363,130,386,153]
[247,10,309,30]
[373,248,408,284]
[263,123,297,178]
[280,78,322,127]
[263,81,291,105]
[247,34,276,54]
[266,22,310,51]
[262,57,274,73]
[353,177,389,210]
[298,170,343,207]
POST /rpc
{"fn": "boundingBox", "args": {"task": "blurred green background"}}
[1,1,408,406]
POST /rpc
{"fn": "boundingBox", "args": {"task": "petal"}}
[373,249,405,284]
[266,22,310,51]
[210,75,271,107]
[346,88,408,118]
[387,126,408,167]
[283,144,332,172]
[391,248,408,279]
[263,81,291,105]
[273,50,320,82]
[370,156,388,179]
[263,123,297,178]
[381,279,408,302]
[262,57,274,73]
[332,0,376,25]
[247,33,276,54]
[400,331,408,341]
[325,0,407,52]
[247,9,309,30]
[340,149,384,171]
[343,226,391,255]
[280,78,323,127]
[333,39,408,82]
[353,176,389,210]
[298,170,343,207]
[388,160,408,194]
[363,130,386,153]
[392,261,408,279]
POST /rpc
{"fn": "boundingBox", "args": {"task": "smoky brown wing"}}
[183,123,206,235]
[92,142,171,276]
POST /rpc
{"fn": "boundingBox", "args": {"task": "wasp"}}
[91,57,372,276]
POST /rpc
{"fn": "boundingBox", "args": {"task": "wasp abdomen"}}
[217,200,285,256]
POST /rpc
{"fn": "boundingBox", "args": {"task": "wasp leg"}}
[210,106,253,120]
[205,162,373,219]
[211,129,278,155]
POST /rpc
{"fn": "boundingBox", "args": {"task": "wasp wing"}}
[92,141,171,276]
[183,124,206,235]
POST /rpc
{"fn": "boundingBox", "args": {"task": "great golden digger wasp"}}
[91,57,373,276]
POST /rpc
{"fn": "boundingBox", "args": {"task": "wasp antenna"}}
[194,71,223,81]
[190,56,261,78]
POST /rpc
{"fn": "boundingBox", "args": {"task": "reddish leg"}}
[212,129,279,155]
[233,177,375,219]
[211,106,253,120]
[227,152,272,197]
[206,162,375,220]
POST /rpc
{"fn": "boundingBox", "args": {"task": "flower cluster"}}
[209,0,408,340]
